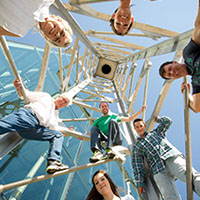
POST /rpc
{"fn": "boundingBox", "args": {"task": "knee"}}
[109,120,119,129]
[91,126,100,134]
[109,119,117,125]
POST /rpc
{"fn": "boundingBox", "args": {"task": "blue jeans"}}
[90,120,122,152]
[0,108,64,162]
[154,155,200,200]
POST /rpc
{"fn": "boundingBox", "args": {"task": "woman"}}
[86,169,135,200]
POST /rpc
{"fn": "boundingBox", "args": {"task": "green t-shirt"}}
[93,114,122,136]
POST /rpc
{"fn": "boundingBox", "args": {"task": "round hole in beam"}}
[101,64,111,74]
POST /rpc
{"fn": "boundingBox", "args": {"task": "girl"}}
[86,169,135,200]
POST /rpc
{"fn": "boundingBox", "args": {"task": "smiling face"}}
[133,120,146,138]
[99,102,109,116]
[112,8,132,35]
[93,173,111,196]
[163,62,186,80]
[40,16,71,46]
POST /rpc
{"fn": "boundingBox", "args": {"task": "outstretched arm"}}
[154,116,172,136]
[0,27,20,37]
[121,105,146,122]
[192,0,200,45]
[181,82,200,113]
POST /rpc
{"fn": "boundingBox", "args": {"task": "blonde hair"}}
[40,15,73,48]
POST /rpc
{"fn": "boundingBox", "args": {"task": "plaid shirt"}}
[132,116,182,188]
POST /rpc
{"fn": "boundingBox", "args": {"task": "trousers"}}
[90,119,122,152]
[0,107,63,162]
[154,155,200,200]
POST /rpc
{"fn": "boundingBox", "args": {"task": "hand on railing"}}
[181,82,190,94]
[13,78,23,97]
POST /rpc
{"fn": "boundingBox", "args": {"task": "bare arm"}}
[121,105,146,122]
[181,83,200,113]
[0,27,20,37]
[192,0,200,45]
[188,93,200,113]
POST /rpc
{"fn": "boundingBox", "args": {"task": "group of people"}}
[1,0,200,199]
[86,0,200,199]
[87,103,200,199]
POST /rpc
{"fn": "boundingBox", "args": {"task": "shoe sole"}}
[46,166,69,174]
[89,156,107,163]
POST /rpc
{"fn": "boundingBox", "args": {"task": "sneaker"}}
[105,148,116,159]
[89,150,105,163]
[46,160,69,174]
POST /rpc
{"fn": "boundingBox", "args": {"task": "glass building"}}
[0,41,138,200]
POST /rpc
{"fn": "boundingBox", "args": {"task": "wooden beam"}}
[58,48,64,91]
[142,62,151,121]
[97,48,127,58]
[90,30,153,38]
[63,37,79,91]
[122,63,136,99]
[128,59,149,114]
[128,62,137,99]
[35,43,51,92]
[133,21,179,38]
[72,100,101,112]
[86,31,146,50]
[94,42,136,50]
[99,46,132,55]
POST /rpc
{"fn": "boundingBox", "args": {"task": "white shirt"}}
[121,195,135,200]
[0,0,54,37]
[24,90,60,128]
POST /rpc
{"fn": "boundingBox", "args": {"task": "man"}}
[110,0,134,36]
[0,79,73,174]
[132,117,200,199]
[89,102,145,163]
[0,0,73,48]
[159,0,200,113]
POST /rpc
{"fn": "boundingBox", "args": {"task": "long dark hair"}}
[85,169,120,200]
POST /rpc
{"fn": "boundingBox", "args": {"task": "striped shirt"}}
[132,116,182,188]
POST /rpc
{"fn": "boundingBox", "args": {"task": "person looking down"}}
[0,0,73,48]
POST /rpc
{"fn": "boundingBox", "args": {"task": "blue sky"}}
[5,0,200,199]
